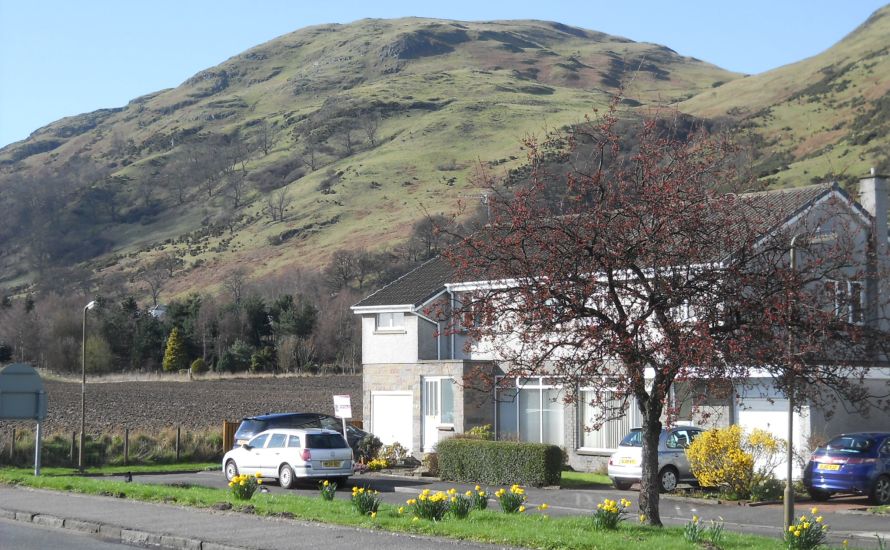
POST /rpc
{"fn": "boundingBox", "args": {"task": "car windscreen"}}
[825,435,875,454]
[306,434,349,449]
[619,429,643,447]
[235,420,267,439]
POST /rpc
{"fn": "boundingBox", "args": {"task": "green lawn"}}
[0,468,785,549]
[26,463,218,476]
[560,470,612,489]
[872,505,889,515]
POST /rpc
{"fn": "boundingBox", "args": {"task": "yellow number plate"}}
[620,457,637,465]
[817,463,841,471]
[322,460,341,468]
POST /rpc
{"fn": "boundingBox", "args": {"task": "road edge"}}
[0,506,248,550]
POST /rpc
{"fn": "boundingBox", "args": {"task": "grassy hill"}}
[0,18,738,297]
[678,4,890,186]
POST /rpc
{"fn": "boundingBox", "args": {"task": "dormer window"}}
[376,312,406,331]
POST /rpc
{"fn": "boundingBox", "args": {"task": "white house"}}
[351,173,890,475]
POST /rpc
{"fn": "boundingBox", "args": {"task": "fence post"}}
[69,431,75,464]
[175,425,181,462]
[124,428,129,466]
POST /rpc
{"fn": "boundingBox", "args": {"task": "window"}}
[423,377,454,425]
[287,435,301,448]
[495,377,564,445]
[248,434,269,448]
[376,312,406,330]
[824,280,864,324]
[666,429,700,449]
[267,433,287,448]
[306,433,348,449]
[580,390,642,451]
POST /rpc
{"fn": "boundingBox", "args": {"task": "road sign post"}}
[0,363,48,476]
[333,394,352,441]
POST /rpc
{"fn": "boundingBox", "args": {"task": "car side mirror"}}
[241,443,251,450]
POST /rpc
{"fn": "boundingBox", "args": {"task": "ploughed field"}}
[0,375,362,435]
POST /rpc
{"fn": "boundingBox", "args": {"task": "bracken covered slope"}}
[0,18,737,295]
[679,4,890,186]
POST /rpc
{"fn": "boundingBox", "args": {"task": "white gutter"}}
[350,304,414,314]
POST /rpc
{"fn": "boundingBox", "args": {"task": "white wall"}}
[361,314,419,364]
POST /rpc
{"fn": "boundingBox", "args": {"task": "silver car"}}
[223,428,353,489]
[607,426,704,492]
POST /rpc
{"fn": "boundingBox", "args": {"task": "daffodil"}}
[810,507,819,515]
[539,503,549,510]
[370,512,376,519]
[398,507,404,514]
[518,505,526,513]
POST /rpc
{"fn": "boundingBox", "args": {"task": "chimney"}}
[859,168,888,256]
[859,168,889,330]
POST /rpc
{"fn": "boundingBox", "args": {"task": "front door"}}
[422,377,454,452]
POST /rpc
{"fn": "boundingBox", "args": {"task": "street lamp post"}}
[79,300,97,471]
[784,232,836,531]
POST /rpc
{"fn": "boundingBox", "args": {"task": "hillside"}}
[0,17,738,297]
[679,4,890,185]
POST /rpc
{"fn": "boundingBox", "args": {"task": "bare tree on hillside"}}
[324,250,356,292]
[224,268,249,305]
[254,119,273,156]
[136,263,169,307]
[264,188,292,222]
[359,110,380,147]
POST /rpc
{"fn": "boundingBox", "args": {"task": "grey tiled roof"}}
[354,182,861,309]
[353,256,454,308]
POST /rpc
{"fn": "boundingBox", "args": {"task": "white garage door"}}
[736,398,809,480]
[371,392,413,452]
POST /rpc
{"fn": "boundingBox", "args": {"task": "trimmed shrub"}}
[190,358,207,374]
[437,439,562,487]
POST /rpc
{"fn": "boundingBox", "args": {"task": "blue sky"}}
[1,0,887,147]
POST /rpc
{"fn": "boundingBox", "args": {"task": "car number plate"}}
[322,460,341,468]
[817,463,841,471]
[620,457,637,465]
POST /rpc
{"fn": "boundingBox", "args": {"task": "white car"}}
[222,428,353,489]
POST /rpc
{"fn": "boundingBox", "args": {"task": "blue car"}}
[803,432,890,504]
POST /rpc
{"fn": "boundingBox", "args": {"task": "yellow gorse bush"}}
[686,425,783,499]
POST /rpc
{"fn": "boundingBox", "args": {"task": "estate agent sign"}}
[0,363,48,475]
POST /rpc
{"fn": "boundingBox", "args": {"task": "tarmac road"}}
[0,517,135,549]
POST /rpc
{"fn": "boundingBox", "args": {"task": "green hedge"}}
[437,438,562,487]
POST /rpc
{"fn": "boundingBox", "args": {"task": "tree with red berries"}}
[442,106,888,525]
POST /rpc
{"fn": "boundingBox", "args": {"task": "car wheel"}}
[224,460,239,482]
[279,464,296,490]
[658,467,678,493]
[807,488,833,502]
[613,480,634,491]
[870,475,890,505]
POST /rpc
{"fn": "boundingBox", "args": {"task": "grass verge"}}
[871,505,889,515]
[559,470,612,489]
[27,463,218,476]
[0,468,784,549]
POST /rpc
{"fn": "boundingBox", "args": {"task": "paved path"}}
[0,486,509,550]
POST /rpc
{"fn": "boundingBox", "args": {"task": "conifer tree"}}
[162,327,188,372]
